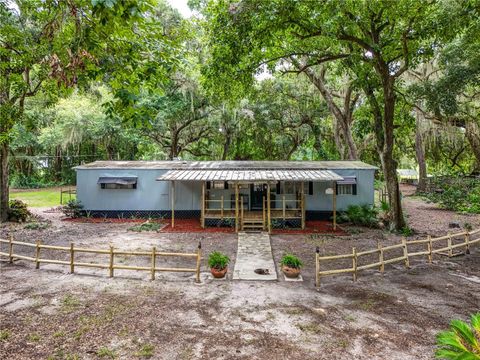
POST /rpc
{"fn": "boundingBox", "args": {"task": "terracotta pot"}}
[282,265,301,278]
[211,266,228,278]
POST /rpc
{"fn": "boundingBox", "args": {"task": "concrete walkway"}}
[233,232,277,281]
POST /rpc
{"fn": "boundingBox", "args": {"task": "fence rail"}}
[0,238,202,283]
[315,228,480,287]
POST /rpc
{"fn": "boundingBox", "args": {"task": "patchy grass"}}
[61,294,80,312]
[97,347,116,359]
[10,188,74,208]
[0,329,11,341]
[128,221,162,232]
[24,222,50,230]
[135,344,155,358]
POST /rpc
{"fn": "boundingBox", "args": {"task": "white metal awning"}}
[156,169,343,182]
[337,176,356,185]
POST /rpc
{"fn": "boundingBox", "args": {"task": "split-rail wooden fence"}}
[0,238,202,283]
[315,228,480,287]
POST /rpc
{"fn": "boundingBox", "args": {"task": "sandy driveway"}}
[1,189,479,359]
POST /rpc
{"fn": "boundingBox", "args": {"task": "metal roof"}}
[75,160,378,171]
[156,169,343,182]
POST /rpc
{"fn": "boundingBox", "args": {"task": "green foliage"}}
[337,205,378,228]
[24,222,50,230]
[424,177,480,214]
[400,226,414,237]
[208,251,230,270]
[435,313,480,359]
[280,254,303,269]
[62,200,84,218]
[7,199,32,222]
[128,222,162,232]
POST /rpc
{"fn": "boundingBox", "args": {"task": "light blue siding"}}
[76,168,375,212]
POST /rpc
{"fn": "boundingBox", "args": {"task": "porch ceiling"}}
[156,169,343,182]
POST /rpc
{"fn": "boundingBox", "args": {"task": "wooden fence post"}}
[447,232,452,257]
[8,235,13,263]
[315,247,320,288]
[70,242,74,273]
[465,231,470,255]
[352,247,357,282]
[151,246,156,281]
[35,240,41,269]
[402,237,410,268]
[109,245,114,278]
[427,235,433,263]
[378,243,384,273]
[195,241,202,284]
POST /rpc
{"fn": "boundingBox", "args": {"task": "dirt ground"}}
[1,185,480,360]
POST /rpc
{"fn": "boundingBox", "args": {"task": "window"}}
[98,176,137,190]
[336,184,357,195]
[101,183,137,189]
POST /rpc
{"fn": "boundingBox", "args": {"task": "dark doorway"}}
[250,184,265,210]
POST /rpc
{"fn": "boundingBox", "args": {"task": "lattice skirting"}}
[81,210,333,222]
[305,211,334,220]
[82,210,200,219]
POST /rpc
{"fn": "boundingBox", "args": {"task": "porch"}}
[157,167,344,233]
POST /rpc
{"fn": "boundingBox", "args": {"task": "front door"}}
[250,184,265,210]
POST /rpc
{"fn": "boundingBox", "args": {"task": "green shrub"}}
[208,251,230,270]
[338,204,379,228]
[62,199,83,218]
[7,199,31,222]
[400,226,414,237]
[280,254,303,269]
[424,177,480,214]
[24,222,50,230]
[128,222,162,232]
[435,313,480,359]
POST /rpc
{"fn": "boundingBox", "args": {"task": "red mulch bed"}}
[61,217,347,235]
[160,219,235,233]
[63,218,160,224]
[160,219,347,235]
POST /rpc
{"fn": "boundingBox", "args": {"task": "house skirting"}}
[80,210,333,221]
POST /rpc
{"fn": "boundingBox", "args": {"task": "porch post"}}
[267,182,271,234]
[235,182,239,232]
[333,180,337,231]
[171,181,175,228]
[201,181,205,228]
[301,181,305,229]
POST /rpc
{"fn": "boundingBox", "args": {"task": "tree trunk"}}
[415,109,427,192]
[381,81,406,231]
[0,142,9,222]
[465,121,480,171]
[364,79,405,231]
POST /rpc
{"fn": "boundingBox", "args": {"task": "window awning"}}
[97,176,137,185]
[156,169,343,182]
[337,176,356,185]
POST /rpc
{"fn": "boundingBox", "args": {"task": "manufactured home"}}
[75,161,377,232]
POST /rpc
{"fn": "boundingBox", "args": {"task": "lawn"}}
[10,188,75,208]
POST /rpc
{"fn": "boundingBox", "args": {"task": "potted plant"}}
[208,251,230,278]
[280,254,303,278]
